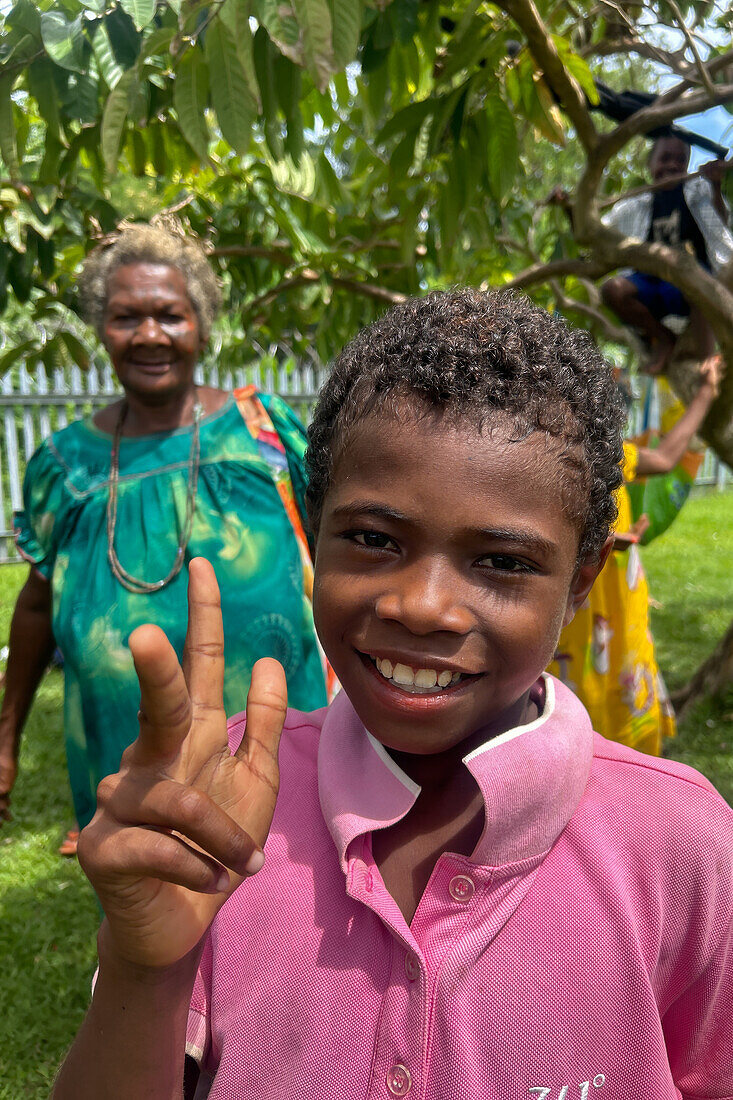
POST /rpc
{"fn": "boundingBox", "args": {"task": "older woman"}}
[0,218,327,846]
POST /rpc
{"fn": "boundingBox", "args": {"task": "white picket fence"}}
[0,350,329,564]
[1,355,729,565]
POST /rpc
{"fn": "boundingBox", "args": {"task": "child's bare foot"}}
[643,331,675,376]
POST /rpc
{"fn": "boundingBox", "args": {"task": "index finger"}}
[129,623,192,764]
[182,557,225,719]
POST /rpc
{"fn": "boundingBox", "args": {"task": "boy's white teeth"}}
[392,663,414,686]
[374,657,463,692]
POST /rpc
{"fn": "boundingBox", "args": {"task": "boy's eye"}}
[350,531,398,551]
[478,553,534,574]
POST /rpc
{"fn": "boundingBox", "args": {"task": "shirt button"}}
[386,1064,412,1096]
[448,874,475,902]
[404,953,419,981]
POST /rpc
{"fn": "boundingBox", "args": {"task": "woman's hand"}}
[698,354,724,398]
[78,557,287,969]
[612,514,650,551]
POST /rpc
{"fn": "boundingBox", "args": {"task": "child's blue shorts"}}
[627,271,690,319]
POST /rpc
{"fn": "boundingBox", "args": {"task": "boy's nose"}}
[374,560,474,636]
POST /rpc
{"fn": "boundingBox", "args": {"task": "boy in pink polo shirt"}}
[55,291,731,1099]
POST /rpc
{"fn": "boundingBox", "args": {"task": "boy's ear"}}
[562,536,614,628]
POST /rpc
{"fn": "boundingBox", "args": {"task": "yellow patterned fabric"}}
[548,443,676,756]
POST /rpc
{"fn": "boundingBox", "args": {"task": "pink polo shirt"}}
[186,676,733,1099]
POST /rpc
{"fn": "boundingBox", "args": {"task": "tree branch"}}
[665,0,716,97]
[598,162,732,210]
[580,36,687,74]
[549,278,633,345]
[212,243,294,262]
[500,0,598,151]
[329,276,406,304]
[492,257,611,291]
[244,267,407,317]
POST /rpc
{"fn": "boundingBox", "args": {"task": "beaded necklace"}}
[106,398,203,594]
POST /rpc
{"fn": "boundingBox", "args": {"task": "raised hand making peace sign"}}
[78,557,287,969]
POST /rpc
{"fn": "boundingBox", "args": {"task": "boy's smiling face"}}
[313,408,607,756]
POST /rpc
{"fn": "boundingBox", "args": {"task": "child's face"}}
[313,409,604,755]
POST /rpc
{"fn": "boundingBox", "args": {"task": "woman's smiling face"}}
[103,262,203,403]
[313,409,603,756]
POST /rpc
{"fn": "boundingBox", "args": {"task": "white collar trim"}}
[463,674,555,764]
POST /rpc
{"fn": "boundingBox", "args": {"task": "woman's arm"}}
[634,356,723,478]
[0,568,55,823]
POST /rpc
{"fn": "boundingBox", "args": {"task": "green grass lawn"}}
[0,489,731,1095]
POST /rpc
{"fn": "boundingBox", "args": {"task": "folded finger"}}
[129,624,191,764]
[82,825,230,895]
[104,775,263,878]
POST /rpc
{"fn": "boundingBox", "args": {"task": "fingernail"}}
[215,870,230,893]
[245,849,265,876]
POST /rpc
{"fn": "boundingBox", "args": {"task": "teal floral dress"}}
[15,394,326,829]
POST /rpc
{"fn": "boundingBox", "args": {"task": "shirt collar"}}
[318,674,594,872]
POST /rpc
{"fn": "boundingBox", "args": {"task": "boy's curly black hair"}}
[305,289,626,560]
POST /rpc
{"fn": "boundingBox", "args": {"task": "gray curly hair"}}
[78,215,222,340]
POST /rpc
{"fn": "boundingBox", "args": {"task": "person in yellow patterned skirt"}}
[548,355,722,755]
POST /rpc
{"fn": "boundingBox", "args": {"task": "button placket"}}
[404,953,420,982]
[448,873,475,902]
[386,1063,412,1096]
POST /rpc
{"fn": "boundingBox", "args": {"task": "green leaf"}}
[0,338,37,372]
[8,247,32,302]
[6,0,41,39]
[104,8,141,68]
[35,234,56,280]
[174,48,210,161]
[219,0,262,111]
[91,23,125,89]
[40,12,86,73]
[292,0,335,91]
[253,25,283,159]
[0,76,20,179]
[140,26,176,59]
[274,54,301,120]
[129,128,147,175]
[329,0,362,67]
[389,0,419,44]
[119,0,157,31]
[71,73,99,124]
[60,329,91,368]
[151,123,167,175]
[101,69,135,174]
[377,98,432,143]
[258,0,301,60]
[484,92,518,201]
[205,16,255,155]
[27,59,62,139]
